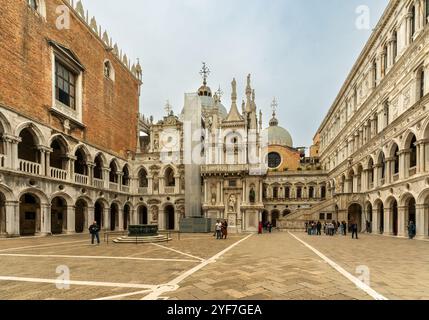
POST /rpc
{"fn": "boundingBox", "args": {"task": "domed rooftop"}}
[262,99,293,148]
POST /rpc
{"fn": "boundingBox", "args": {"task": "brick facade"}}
[0,0,140,158]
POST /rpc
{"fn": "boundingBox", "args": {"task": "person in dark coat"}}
[316,221,322,235]
[351,222,358,239]
[89,221,100,245]
[268,222,273,233]
[408,221,416,240]
[221,220,228,239]
[342,221,347,236]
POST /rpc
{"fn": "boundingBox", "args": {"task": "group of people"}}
[305,220,359,239]
[215,220,228,240]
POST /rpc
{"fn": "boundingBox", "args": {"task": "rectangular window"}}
[327,213,333,220]
[55,60,76,109]
[229,180,237,187]
[296,187,302,199]
[319,213,325,220]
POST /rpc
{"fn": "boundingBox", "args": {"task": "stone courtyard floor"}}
[0,231,427,300]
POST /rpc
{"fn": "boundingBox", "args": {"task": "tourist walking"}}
[351,222,358,239]
[89,221,100,245]
[267,222,273,233]
[408,221,416,240]
[221,220,228,239]
[215,220,222,239]
[342,221,347,236]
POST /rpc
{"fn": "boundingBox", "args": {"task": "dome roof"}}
[262,113,293,148]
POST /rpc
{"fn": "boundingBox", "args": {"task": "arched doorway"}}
[123,204,130,230]
[138,206,148,225]
[110,203,119,231]
[94,200,104,229]
[348,204,362,232]
[0,192,6,236]
[378,202,384,234]
[75,199,87,233]
[165,205,175,230]
[271,210,280,228]
[51,197,66,235]
[19,193,40,236]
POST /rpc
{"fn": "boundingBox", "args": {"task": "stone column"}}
[174,175,181,194]
[416,204,429,239]
[87,162,95,186]
[398,206,406,237]
[66,205,75,234]
[117,172,124,191]
[384,207,392,236]
[373,207,379,234]
[398,150,406,180]
[385,158,393,184]
[40,203,51,235]
[5,201,19,237]
[118,207,124,231]
[148,175,154,195]
[103,167,110,189]
[103,207,110,231]
[417,140,426,173]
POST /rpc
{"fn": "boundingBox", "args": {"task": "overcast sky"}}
[83,0,389,148]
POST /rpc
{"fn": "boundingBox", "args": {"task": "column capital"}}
[3,134,21,144]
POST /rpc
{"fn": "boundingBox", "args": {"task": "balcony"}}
[109,182,118,191]
[393,173,399,182]
[409,167,417,177]
[164,186,175,194]
[50,167,67,181]
[92,178,104,189]
[19,159,40,175]
[75,173,89,185]
[121,185,130,193]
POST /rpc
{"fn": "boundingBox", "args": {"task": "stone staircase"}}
[284,198,335,221]
[113,234,171,244]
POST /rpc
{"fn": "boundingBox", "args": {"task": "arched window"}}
[392,31,398,61]
[139,168,148,188]
[104,60,115,81]
[109,161,118,183]
[50,138,67,170]
[409,135,417,169]
[94,154,104,179]
[382,45,388,76]
[74,148,88,175]
[308,186,314,199]
[320,186,326,199]
[411,6,416,41]
[18,128,39,163]
[273,187,278,199]
[285,187,290,199]
[296,187,302,199]
[122,165,130,186]
[419,69,425,99]
[392,144,399,175]
[28,0,38,10]
[165,167,175,187]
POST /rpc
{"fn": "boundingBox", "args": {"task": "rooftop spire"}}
[269,98,279,126]
[199,62,210,86]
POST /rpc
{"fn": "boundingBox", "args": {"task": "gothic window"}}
[392,144,399,175]
[55,61,76,109]
[411,6,416,41]
[419,69,425,99]
[308,187,314,199]
[273,187,278,199]
[383,101,389,128]
[409,135,417,169]
[122,165,130,186]
[104,60,115,81]
[267,152,281,169]
[139,169,148,188]
[74,148,88,176]
[285,187,290,199]
[372,59,377,87]
[94,154,104,179]
[392,31,398,61]
[28,0,38,10]
[296,187,302,199]
[321,186,326,199]
[109,161,118,183]
[165,167,175,187]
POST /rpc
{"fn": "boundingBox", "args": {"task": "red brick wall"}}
[0,0,140,158]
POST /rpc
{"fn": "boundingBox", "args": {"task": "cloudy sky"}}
[83,0,389,148]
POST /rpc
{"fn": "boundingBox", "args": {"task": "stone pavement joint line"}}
[0,276,157,289]
[93,234,254,301]
[288,232,388,301]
